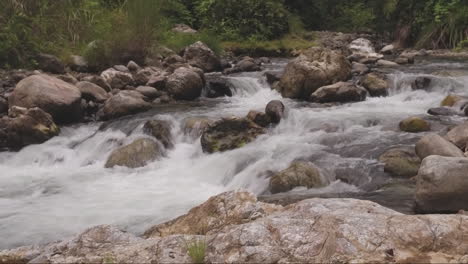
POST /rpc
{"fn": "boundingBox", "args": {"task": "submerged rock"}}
[378,147,421,178]
[399,117,431,133]
[269,161,325,194]
[411,77,432,90]
[246,111,271,127]
[310,82,367,103]
[201,118,265,153]
[105,138,161,168]
[143,120,173,149]
[99,90,151,120]
[361,73,388,97]
[415,133,464,160]
[265,100,285,124]
[427,107,459,116]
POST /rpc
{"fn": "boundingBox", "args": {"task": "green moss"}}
[399,117,431,133]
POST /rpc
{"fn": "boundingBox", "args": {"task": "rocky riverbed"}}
[1,35,468,262]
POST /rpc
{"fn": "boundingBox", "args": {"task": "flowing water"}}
[1,58,468,249]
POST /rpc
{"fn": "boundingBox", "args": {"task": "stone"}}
[183,117,213,137]
[56,73,78,84]
[446,122,468,150]
[205,76,233,98]
[376,59,399,67]
[416,155,468,213]
[415,133,464,160]
[81,75,111,92]
[378,147,421,178]
[36,53,65,74]
[264,71,283,85]
[270,161,325,194]
[265,100,285,124]
[76,81,109,103]
[99,90,151,120]
[100,68,134,89]
[166,67,204,100]
[399,117,431,133]
[0,106,60,150]
[411,77,432,90]
[105,138,161,168]
[361,73,388,97]
[69,55,88,72]
[395,57,413,65]
[277,47,351,100]
[246,111,271,127]
[172,24,197,34]
[9,74,82,123]
[310,82,367,103]
[143,120,173,149]
[113,65,129,72]
[223,58,261,75]
[441,94,466,107]
[135,86,162,100]
[201,118,266,153]
[427,107,459,116]
[183,41,221,73]
[127,61,140,72]
[380,44,395,54]
[351,62,369,75]
[0,97,8,114]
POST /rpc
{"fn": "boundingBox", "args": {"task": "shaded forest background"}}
[1,0,467,68]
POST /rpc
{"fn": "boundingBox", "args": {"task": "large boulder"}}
[183,41,221,73]
[100,68,134,89]
[415,133,464,160]
[310,82,367,103]
[399,117,431,133]
[9,74,82,123]
[166,67,204,100]
[446,122,468,150]
[265,100,285,124]
[416,155,468,213]
[269,161,325,194]
[81,75,111,92]
[378,147,421,178]
[105,138,161,168]
[36,53,65,74]
[143,120,173,149]
[277,47,351,100]
[0,106,60,150]
[361,73,388,97]
[99,90,151,120]
[201,118,265,153]
[76,81,109,103]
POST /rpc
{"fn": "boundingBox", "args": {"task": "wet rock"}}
[380,44,395,54]
[166,67,204,100]
[395,56,413,65]
[378,147,421,178]
[265,100,285,124]
[376,59,398,67]
[277,47,351,100]
[81,75,111,92]
[223,57,261,75]
[399,117,431,133]
[105,138,161,168]
[201,118,266,153]
[127,61,140,72]
[270,161,325,194]
[143,120,173,149]
[446,122,468,150]
[172,23,197,34]
[411,77,431,90]
[0,106,60,150]
[9,74,82,123]
[99,90,151,120]
[100,68,134,89]
[264,71,282,85]
[246,111,271,127]
[441,94,466,107]
[76,81,109,103]
[69,55,88,72]
[415,133,464,160]
[416,155,468,213]
[205,76,233,98]
[183,117,213,137]
[36,53,65,74]
[361,73,388,97]
[310,82,367,103]
[427,107,459,116]
[351,62,369,75]
[183,41,221,73]
[135,86,161,100]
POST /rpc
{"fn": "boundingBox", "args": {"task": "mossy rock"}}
[379,147,421,178]
[441,94,463,107]
[269,161,325,194]
[105,138,162,168]
[399,117,431,133]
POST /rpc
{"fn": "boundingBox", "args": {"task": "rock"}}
[246,111,271,127]
[0,106,60,150]
[183,117,213,137]
[395,57,413,65]
[100,68,134,89]
[200,118,265,153]
[428,107,458,116]
[265,100,285,123]
[376,59,399,67]
[56,73,78,84]
[81,75,111,92]
[113,65,129,72]
[348,38,383,59]
[223,58,261,74]
[378,147,421,178]
[277,47,351,100]
[172,24,197,34]
[310,82,367,103]
[411,77,432,90]
[163,54,186,69]
[205,76,233,98]
[446,122,468,150]
[351,62,369,75]
[36,53,65,74]
[105,138,161,168]
[361,73,388,97]
[76,81,109,103]
[380,44,395,54]
[416,155,468,213]
[415,133,464,160]
[0,97,8,114]
[9,74,82,123]
[264,71,282,85]
[69,55,88,72]
[183,41,221,73]
[441,94,466,107]
[270,161,325,194]
[166,67,204,100]
[399,117,431,133]
[99,90,151,120]
[135,86,161,100]
[127,61,140,72]
[133,67,158,86]
[143,120,173,149]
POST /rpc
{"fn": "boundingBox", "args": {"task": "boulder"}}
[9,74,82,123]
[76,81,109,103]
[264,71,283,85]
[399,117,431,133]
[395,57,413,65]
[205,76,233,98]
[351,62,369,75]
[100,68,134,89]
[135,86,162,100]
[416,155,468,213]
[133,67,158,86]
[380,44,395,54]
[376,59,399,67]
[246,111,271,127]
[183,41,221,73]
[99,90,151,120]
[56,73,78,84]
[427,107,458,116]
[172,24,197,34]
[441,94,466,107]
[183,117,213,137]
[378,147,421,178]
[223,58,261,75]
[143,120,173,149]
[0,97,8,114]
[310,82,367,103]
[270,161,325,194]
[166,67,204,100]
[265,100,285,123]
[81,75,111,92]
[201,118,265,153]
[105,138,161,168]
[127,61,140,72]
[277,47,351,100]
[0,106,60,150]
[446,122,468,150]
[69,55,88,72]
[411,77,432,90]
[36,53,65,74]
[113,65,129,72]
[361,73,388,97]
[415,133,464,160]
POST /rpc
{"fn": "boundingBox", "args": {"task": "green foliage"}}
[185,238,206,264]
[333,2,376,32]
